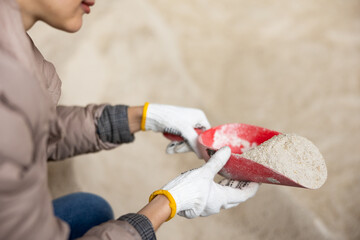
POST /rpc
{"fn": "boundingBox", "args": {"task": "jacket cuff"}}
[96,105,135,144]
[118,213,156,240]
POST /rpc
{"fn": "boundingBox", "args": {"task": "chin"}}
[63,18,83,33]
[50,16,83,33]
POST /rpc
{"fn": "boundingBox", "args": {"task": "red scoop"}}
[163,128,204,142]
[164,123,306,188]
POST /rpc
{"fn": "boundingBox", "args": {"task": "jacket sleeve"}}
[47,104,137,160]
[81,214,156,240]
[47,104,118,160]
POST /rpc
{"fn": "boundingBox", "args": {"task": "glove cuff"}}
[141,102,149,131]
[149,190,177,221]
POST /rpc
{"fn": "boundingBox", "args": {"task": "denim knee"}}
[53,192,114,239]
[72,192,114,220]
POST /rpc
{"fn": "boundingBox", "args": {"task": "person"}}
[0,0,260,239]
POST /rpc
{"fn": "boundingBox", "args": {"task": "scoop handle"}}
[163,128,204,141]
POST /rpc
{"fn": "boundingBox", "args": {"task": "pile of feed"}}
[240,133,327,189]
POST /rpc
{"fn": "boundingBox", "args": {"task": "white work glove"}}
[141,103,211,158]
[150,147,259,220]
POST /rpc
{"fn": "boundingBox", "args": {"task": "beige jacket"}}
[0,0,145,239]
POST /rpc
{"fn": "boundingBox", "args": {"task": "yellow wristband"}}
[141,102,149,131]
[149,190,177,221]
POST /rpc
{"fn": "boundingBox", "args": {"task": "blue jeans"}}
[53,192,114,240]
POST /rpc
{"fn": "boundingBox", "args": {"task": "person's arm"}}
[128,106,143,134]
[47,104,117,160]
[83,149,259,239]
[138,195,171,231]
[47,104,143,161]
[96,102,212,158]
[80,195,170,240]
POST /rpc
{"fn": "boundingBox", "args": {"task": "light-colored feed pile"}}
[240,133,327,189]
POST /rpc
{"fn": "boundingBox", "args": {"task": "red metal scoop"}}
[164,123,306,188]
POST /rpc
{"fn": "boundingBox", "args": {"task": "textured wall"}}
[29,0,360,239]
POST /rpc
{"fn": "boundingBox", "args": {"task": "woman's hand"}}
[141,103,211,158]
[150,147,260,219]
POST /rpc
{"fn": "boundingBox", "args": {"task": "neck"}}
[16,0,37,30]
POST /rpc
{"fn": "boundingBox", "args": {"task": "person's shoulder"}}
[0,48,55,133]
[0,50,30,85]
[0,49,42,111]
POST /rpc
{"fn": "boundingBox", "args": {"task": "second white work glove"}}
[149,147,260,220]
[141,103,211,158]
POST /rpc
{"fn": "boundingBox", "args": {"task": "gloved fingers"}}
[223,202,240,209]
[177,211,186,218]
[181,127,202,158]
[194,112,211,130]
[166,141,192,154]
[217,182,260,204]
[202,146,231,177]
[178,209,198,219]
